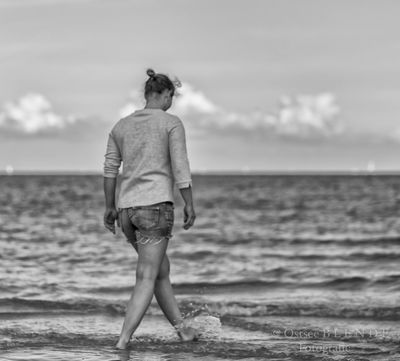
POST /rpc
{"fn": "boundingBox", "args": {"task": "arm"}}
[103,177,119,234]
[169,119,196,229]
[179,185,193,207]
[103,131,122,234]
[179,185,195,230]
[104,174,117,209]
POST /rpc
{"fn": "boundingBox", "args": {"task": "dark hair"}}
[144,68,176,99]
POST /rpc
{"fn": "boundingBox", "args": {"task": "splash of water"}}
[186,315,222,340]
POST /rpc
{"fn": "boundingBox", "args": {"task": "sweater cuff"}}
[176,180,192,189]
[103,171,118,178]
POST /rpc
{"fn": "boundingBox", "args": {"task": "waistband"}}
[119,201,174,212]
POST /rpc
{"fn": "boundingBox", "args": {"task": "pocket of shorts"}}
[132,208,160,229]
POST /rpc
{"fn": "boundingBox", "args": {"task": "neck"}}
[144,101,163,110]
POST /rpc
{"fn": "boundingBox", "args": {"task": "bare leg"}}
[154,255,181,325]
[129,244,197,341]
[154,255,198,341]
[118,211,197,346]
[116,238,168,349]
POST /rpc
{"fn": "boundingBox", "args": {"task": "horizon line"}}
[1,169,400,176]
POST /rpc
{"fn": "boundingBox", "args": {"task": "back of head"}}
[144,68,176,99]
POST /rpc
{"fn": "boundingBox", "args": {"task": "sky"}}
[0,0,400,173]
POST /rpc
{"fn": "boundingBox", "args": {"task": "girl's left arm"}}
[103,131,121,233]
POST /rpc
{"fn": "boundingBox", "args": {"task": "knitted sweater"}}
[103,108,192,208]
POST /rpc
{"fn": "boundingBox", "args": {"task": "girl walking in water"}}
[103,68,198,349]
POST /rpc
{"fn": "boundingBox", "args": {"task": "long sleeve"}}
[168,119,192,189]
[103,131,122,178]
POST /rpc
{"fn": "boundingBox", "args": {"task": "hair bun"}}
[146,68,156,78]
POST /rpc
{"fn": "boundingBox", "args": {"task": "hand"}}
[183,204,196,230]
[104,207,119,234]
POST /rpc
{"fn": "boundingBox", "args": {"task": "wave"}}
[345,252,400,261]
[255,251,400,262]
[283,235,400,246]
[5,272,400,300]
[1,296,399,321]
[82,277,375,294]
[197,234,400,248]
[220,316,400,345]
[0,297,125,316]
[187,300,400,321]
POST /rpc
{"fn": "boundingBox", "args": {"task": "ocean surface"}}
[1,174,400,361]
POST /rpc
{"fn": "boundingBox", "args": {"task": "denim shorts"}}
[118,201,174,246]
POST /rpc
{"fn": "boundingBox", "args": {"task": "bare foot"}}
[175,321,199,342]
[178,327,199,341]
[115,338,129,350]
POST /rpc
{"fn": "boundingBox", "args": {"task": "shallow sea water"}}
[1,174,400,360]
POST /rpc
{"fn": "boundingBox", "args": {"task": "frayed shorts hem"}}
[129,231,173,245]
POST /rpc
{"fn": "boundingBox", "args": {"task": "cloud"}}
[173,83,343,139]
[174,83,219,115]
[0,93,76,135]
[119,82,343,140]
[265,93,342,137]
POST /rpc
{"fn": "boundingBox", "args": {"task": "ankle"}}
[173,317,184,327]
[174,319,187,331]
[118,335,131,344]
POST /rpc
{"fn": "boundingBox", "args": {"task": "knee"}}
[156,257,170,281]
[136,264,159,283]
